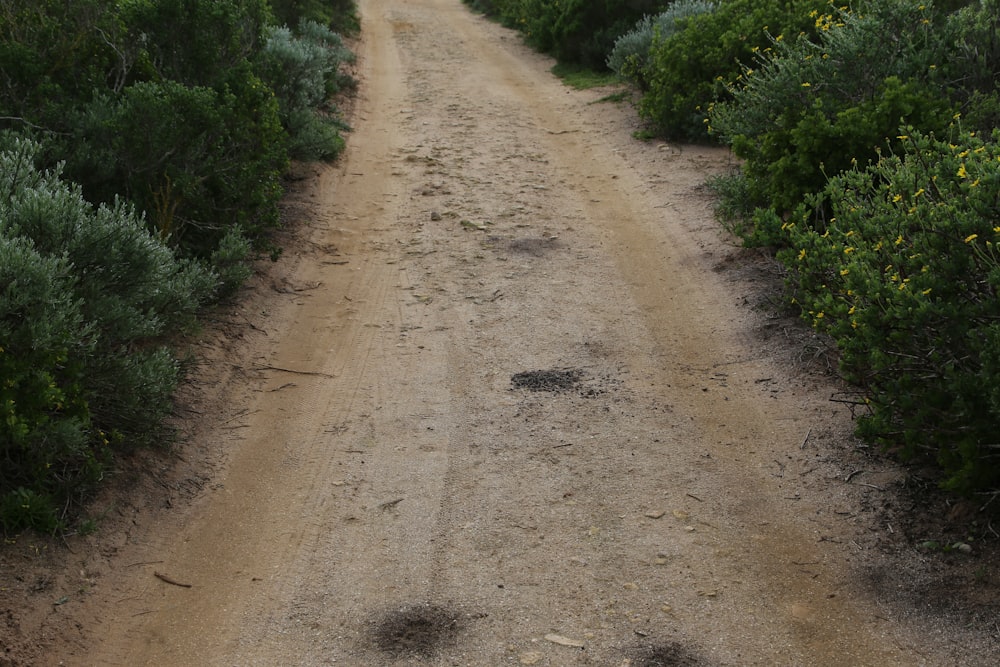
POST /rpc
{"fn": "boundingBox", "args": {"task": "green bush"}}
[945,0,1000,131]
[117,0,273,89]
[709,1,957,237]
[778,128,1000,491]
[270,0,359,34]
[257,20,354,162]
[495,0,668,70]
[607,0,717,90]
[67,73,287,259]
[0,135,215,532]
[639,0,823,141]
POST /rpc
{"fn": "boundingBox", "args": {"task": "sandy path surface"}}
[4,1,998,665]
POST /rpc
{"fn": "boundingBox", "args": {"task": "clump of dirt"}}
[511,368,584,392]
[626,640,706,666]
[369,603,465,658]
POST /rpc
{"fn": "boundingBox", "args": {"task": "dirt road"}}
[6,0,997,665]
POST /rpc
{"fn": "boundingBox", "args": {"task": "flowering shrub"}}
[710,2,957,232]
[638,0,823,141]
[778,128,1000,491]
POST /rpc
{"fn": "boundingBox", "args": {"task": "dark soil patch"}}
[626,641,705,666]
[506,236,561,257]
[369,603,464,658]
[511,368,583,392]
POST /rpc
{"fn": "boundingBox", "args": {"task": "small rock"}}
[430,211,441,221]
[644,510,666,519]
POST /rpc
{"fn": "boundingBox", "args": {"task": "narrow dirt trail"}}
[27,1,993,665]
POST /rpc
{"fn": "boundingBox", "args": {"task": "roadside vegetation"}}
[0,0,358,533]
[468,0,1000,496]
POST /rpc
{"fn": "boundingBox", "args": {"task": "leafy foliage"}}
[778,128,1000,491]
[476,0,670,70]
[607,0,716,90]
[270,0,360,34]
[0,2,358,533]
[0,136,215,532]
[257,20,355,161]
[709,1,957,235]
[638,0,825,142]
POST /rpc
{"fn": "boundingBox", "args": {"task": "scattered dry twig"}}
[154,571,192,588]
[253,364,335,378]
[845,469,865,483]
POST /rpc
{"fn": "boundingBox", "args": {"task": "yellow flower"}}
[958,163,968,178]
[844,246,855,255]
[914,188,925,197]
[851,320,858,329]
[922,288,932,296]
[848,305,856,315]
[840,268,850,276]
[801,82,811,87]
[971,178,980,187]
[892,194,902,203]
[965,234,978,243]
[798,248,807,261]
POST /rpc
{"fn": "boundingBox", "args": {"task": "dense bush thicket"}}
[0,1,356,532]
[466,0,670,70]
[0,136,215,532]
[473,0,999,491]
[778,129,1000,491]
[710,2,966,231]
[606,0,716,91]
[257,20,356,162]
[701,0,997,490]
[638,0,825,141]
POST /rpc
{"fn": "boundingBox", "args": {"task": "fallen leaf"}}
[644,510,666,519]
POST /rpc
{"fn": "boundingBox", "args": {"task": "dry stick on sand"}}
[154,571,192,588]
